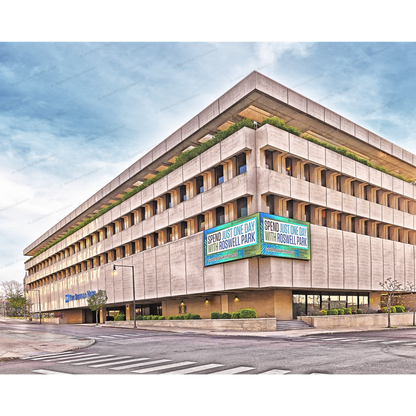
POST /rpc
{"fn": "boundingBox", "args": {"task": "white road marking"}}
[310,373,327,375]
[108,335,129,338]
[131,361,197,374]
[22,351,80,360]
[89,358,150,368]
[164,364,224,374]
[357,339,384,343]
[30,352,87,361]
[111,359,171,370]
[209,366,254,375]
[72,356,133,366]
[381,340,407,344]
[403,343,416,346]
[336,339,360,342]
[32,369,72,375]
[44,353,97,362]
[58,354,103,363]
[320,338,348,341]
[259,369,291,375]
[95,336,115,339]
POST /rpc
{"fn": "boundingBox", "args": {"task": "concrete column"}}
[161,300,167,317]
[100,306,106,324]
[220,295,229,313]
[369,292,381,311]
[274,289,293,320]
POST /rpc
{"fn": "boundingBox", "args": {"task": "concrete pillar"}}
[369,292,381,311]
[161,300,167,317]
[221,295,229,313]
[126,303,132,321]
[274,289,293,320]
[100,306,106,324]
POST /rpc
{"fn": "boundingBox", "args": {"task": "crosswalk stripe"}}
[89,358,150,368]
[59,354,114,364]
[357,339,383,343]
[131,361,197,374]
[381,340,407,344]
[259,369,291,375]
[209,366,254,375]
[72,356,133,366]
[95,336,115,339]
[32,370,74,378]
[22,351,80,360]
[403,343,416,345]
[310,373,327,375]
[45,353,98,362]
[108,335,129,338]
[111,359,171,370]
[30,352,87,361]
[164,364,224,374]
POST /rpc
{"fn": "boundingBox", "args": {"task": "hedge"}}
[343,308,352,315]
[382,306,396,313]
[114,313,125,321]
[337,309,344,315]
[239,308,257,319]
[220,312,232,319]
[356,309,363,314]
[210,312,221,319]
[395,305,405,313]
[328,309,338,315]
[231,312,241,319]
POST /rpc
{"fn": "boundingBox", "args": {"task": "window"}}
[167,227,173,242]
[265,150,273,170]
[180,185,187,202]
[304,205,311,223]
[266,195,274,215]
[321,170,326,187]
[336,176,342,192]
[196,176,204,194]
[141,237,147,251]
[237,197,248,218]
[336,214,341,230]
[236,153,247,175]
[154,232,159,247]
[216,206,225,225]
[321,210,326,227]
[286,200,293,219]
[285,158,293,177]
[166,193,172,209]
[304,164,310,182]
[121,246,126,258]
[153,200,158,215]
[215,165,224,185]
[197,215,205,232]
[181,221,188,237]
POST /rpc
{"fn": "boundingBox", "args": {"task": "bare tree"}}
[380,278,403,328]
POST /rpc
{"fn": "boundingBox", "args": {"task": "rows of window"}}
[265,150,416,215]
[27,153,248,277]
[264,147,416,243]
[26,197,249,289]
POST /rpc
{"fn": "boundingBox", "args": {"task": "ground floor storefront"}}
[54,288,381,324]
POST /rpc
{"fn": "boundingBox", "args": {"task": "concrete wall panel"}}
[328,228,343,289]
[311,225,328,288]
[357,234,371,290]
[185,234,205,294]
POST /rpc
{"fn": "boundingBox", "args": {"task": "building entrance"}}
[135,303,162,316]
[292,292,370,318]
[106,306,126,321]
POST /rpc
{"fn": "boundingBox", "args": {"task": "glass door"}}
[292,294,306,319]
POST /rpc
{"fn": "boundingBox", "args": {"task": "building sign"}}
[260,213,310,260]
[65,290,96,303]
[204,214,260,266]
[204,213,310,266]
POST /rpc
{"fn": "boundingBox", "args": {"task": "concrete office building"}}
[23,71,416,323]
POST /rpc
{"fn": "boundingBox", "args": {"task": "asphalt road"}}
[3,321,416,375]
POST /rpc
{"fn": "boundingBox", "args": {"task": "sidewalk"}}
[101,322,416,338]
[0,318,94,361]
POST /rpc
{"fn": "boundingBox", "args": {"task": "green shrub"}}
[356,309,363,314]
[231,312,241,319]
[211,312,221,319]
[239,308,257,319]
[136,315,143,320]
[192,314,201,319]
[382,306,396,313]
[158,315,165,320]
[114,313,125,321]
[328,309,338,315]
[179,315,185,320]
[168,316,174,320]
[152,315,159,320]
[220,312,232,319]
[337,309,344,315]
[395,305,405,313]
[319,310,327,316]
[343,308,352,315]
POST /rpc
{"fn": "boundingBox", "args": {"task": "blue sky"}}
[1,41,416,284]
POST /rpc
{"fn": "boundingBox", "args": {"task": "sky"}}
[2,41,416,285]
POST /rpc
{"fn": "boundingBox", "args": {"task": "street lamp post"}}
[113,264,136,329]
[27,290,41,324]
